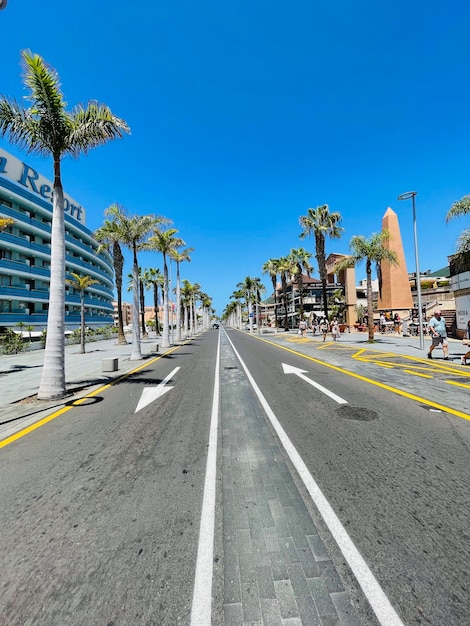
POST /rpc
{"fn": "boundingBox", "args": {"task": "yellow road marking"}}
[403,370,432,378]
[446,380,470,389]
[0,343,185,449]
[250,334,470,422]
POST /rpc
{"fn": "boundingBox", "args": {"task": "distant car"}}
[212,323,219,329]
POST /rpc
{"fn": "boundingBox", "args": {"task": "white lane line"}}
[282,363,348,404]
[225,333,404,626]
[190,332,220,625]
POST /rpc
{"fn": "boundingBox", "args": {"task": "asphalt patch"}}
[336,405,379,421]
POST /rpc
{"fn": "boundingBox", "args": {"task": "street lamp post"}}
[398,191,424,350]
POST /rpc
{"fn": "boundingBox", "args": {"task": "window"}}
[0,198,13,208]
[0,250,12,260]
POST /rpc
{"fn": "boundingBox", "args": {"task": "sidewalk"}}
[3,329,467,437]
[254,326,468,361]
[0,334,164,439]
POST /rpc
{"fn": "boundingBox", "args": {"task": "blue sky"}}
[1,0,469,315]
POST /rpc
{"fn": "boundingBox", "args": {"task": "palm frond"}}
[446,195,470,223]
[0,98,44,153]
[456,228,470,254]
[22,50,66,113]
[68,102,130,155]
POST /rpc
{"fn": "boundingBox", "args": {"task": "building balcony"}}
[0,259,50,278]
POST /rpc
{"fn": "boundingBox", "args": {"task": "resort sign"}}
[0,148,86,223]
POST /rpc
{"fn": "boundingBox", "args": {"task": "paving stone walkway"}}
[219,333,361,625]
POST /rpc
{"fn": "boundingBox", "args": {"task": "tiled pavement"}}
[220,332,361,625]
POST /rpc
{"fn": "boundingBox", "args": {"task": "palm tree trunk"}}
[140,280,148,339]
[271,276,278,328]
[175,263,182,341]
[153,284,160,335]
[114,243,127,345]
[184,304,189,337]
[281,273,289,330]
[130,246,142,360]
[366,261,374,343]
[38,159,66,399]
[316,233,329,319]
[193,295,198,334]
[80,293,86,354]
[297,271,304,317]
[161,255,170,348]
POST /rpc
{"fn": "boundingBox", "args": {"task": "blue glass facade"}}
[0,148,114,332]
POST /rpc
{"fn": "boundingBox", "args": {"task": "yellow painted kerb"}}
[0,343,184,449]
[252,334,470,422]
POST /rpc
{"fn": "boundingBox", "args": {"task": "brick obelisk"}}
[377,207,413,310]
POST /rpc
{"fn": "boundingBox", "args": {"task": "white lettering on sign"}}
[0,148,86,224]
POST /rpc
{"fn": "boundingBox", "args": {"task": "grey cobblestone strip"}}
[220,333,361,625]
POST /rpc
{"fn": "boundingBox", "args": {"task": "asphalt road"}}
[0,334,220,625]
[228,329,469,626]
[0,328,469,625]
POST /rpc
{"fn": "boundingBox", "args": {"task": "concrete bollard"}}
[102,357,118,372]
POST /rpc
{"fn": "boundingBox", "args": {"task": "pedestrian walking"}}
[320,318,329,342]
[427,309,449,360]
[299,319,307,338]
[466,319,470,340]
[393,313,401,334]
[379,313,386,334]
[331,319,340,341]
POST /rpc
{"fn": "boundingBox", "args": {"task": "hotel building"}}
[0,148,114,333]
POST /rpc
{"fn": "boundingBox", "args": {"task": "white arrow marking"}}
[135,366,181,413]
[282,363,348,405]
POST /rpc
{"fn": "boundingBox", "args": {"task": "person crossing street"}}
[427,309,449,360]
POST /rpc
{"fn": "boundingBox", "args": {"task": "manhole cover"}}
[336,405,379,421]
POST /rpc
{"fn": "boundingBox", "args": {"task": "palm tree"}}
[0,217,14,232]
[25,324,34,341]
[230,288,244,329]
[142,267,163,335]
[250,277,265,328]
[237,277,259,333]
[262,258,281,328]
[445,195,470,273]
[146,228,185,348]
[126,267,148,339]
[117,209,165,359]
[181,279,194,336]
[66,273,99,354]
[15,321,26,344]
[222,301,238,326]
[337,230,398,343]
[138,268,148,339]
[287,247,313,318]
[170,247,193,341]
[0,50,129,399]
[277,255,298,330]
[94,204,128,345]
[199,292,212,330]
[299,204,343,319]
